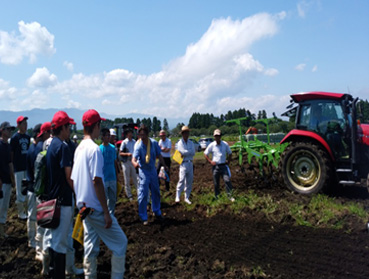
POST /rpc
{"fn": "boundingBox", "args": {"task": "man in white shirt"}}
[204,129,235,201]
[119,129,137,201]
[71,109,127,279]
[175,126,195,204]
[157,130,171,191]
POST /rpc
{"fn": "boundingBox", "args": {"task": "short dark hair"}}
[138,125,149,135]
[84,121,100,135]
[101,128,110,137]
[53,123,69,136]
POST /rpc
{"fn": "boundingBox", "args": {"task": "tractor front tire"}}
[280,142,331,195]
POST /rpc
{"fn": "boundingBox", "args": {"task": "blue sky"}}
[0,0,368,122]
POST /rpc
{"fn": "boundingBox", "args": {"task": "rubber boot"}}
[65,252,84,276]
[84,257,97,279]
[16,201,27,220]
[41,250,50,276]
[0,223,8,238]
[27,220,37,248]
[111,254,126,279]
[53,251,66,279]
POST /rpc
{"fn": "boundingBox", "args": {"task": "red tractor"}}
[280,91,369,194]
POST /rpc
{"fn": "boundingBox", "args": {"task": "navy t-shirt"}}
[0,140,12,184]
[26,141,43,192]
[10,132,30,172]
[46,137,73,206]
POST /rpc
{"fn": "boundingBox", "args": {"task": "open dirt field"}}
[1,159,369,278]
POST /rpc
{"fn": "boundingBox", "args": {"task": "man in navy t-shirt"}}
[0,121,16,238]
[10,115,30,219]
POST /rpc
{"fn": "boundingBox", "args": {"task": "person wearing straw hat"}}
[204,129,235,202]
[72,109,127,279]
[175,126,195,205]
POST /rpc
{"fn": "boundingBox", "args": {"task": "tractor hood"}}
[358,123,369,146]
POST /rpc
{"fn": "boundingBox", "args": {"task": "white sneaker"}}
[18,213,27,220]
[229,197,235,202]
[184,198,192,205]
[175,197,180,203]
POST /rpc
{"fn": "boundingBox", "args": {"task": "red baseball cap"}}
[51,111,76,129]
[82,109,106,127]
[37,122,52,138]
[16,116,28,125]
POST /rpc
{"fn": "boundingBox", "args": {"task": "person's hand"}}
[210,161,217,166]
[104,212,112,229]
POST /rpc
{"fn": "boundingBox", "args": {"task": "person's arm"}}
[157,154,168,171]
[93,176,112,229]
[204,153,216,166]
[9,163,15,187]
[131,156,139,169]
[119,142,132,157]
[65,166,74,190]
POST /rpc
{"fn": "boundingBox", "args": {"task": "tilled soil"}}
[1,160,369,279]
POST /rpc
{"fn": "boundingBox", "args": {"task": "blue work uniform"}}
[133,139,162,221]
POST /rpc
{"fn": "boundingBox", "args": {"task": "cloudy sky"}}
[0,0,368,121]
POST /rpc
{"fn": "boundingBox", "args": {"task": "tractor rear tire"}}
[280,142,332,195]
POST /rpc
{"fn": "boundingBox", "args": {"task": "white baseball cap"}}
[109,128,117,136]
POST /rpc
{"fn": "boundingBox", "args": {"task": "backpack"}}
[34,150,48,196]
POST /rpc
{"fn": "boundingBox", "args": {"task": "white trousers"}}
[0,184,12,224]
[176,161,193,200]
[122,161,138,199]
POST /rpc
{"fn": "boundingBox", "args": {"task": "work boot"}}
[84,257,98,279]
[16,201,27,220]
[53,251,66,279]
[111,254,126,279]
[27,220,37,248]
[65,252,84,276]
[0,223,8,238]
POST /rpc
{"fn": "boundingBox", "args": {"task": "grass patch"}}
[193,190,369,230]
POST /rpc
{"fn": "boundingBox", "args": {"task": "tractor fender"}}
[280,129,335,161]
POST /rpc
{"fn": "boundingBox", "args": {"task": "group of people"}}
[0,109,235,279]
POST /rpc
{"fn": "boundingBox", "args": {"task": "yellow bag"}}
[172,150,183,165]
[72,213,84,245]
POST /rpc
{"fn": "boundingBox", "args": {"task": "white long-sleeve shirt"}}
[177,138,195,162]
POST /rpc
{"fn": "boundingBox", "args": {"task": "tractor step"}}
[336,169,353,173]
[338,180,356,185]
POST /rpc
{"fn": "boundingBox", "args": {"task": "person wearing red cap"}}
[71,109,127,279]
[10,115,30,220]
[43,111,76,279]
[0,121,16,238]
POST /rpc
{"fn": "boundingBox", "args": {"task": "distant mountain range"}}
[0,108,187,130]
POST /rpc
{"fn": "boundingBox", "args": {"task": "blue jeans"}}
[212,164,233,197]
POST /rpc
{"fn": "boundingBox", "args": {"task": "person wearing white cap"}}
[204,129,235,201]
[119,129,137,201]
[175,126,195,204]
[157,130,171,191]
[10,115,30,219]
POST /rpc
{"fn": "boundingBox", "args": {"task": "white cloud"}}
[264,68,279,77]
[2,12,288,118]
[295,63,306,71]
[27,67,58,88]
[312,65,318,72]
[297,1,322,18]
[63,61,74,72]
[0,21,55,65]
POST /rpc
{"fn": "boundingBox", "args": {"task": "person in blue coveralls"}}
[131,125,168,225]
